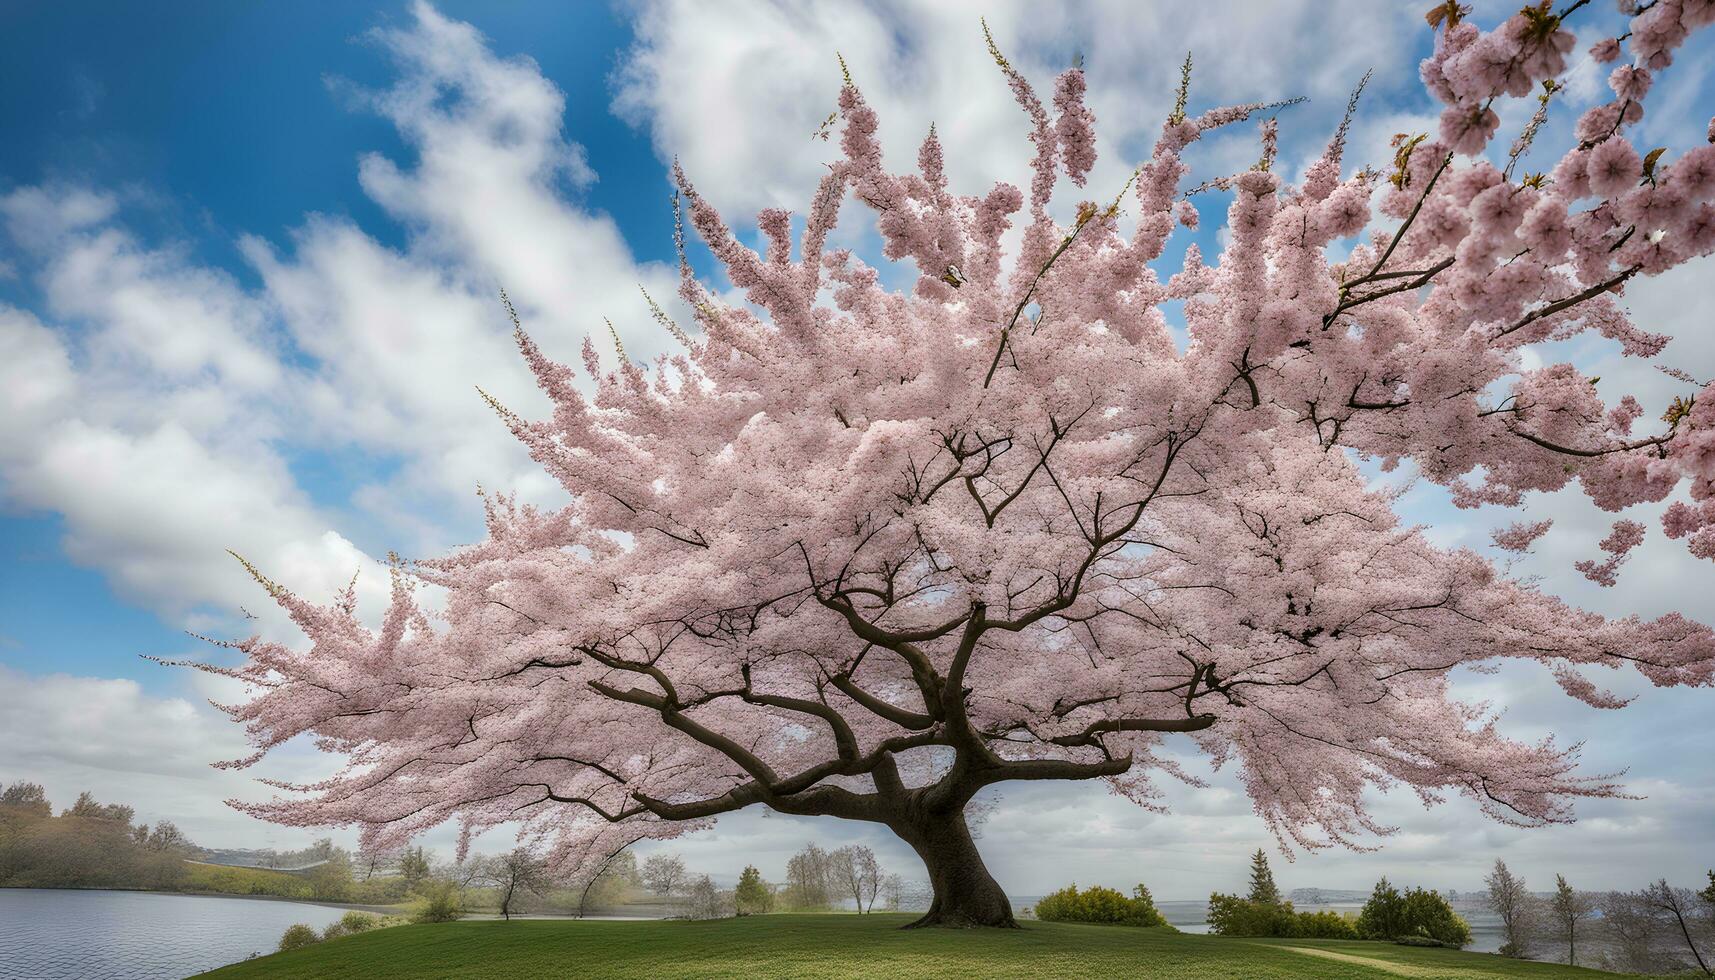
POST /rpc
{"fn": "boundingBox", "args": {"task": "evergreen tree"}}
[1247,848,1281,905]
[734,864,772,916]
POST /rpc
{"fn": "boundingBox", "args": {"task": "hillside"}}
[199,914,1622,979]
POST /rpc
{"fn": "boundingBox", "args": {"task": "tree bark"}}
[894,807,1016,929]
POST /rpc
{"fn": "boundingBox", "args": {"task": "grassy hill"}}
[200,913,1623,979]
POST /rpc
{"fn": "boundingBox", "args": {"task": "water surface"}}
[0,888,347,979]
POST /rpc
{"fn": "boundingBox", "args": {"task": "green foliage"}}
[1247,849,1282,905]
[276,923,322,952]
[1294,909,1362,940]
[340,911,379,933]
[204,915,1626,979]
[412,880,465,923]
[1356,878,1405,940]
[1206,894,1359,939]
[0,786,190,890]
[180,861,314,898]
[1034,883,1169,926]
[397,846,432,887]
[305,849,354,901]
[1357,878,1469,947]
[734,864,773,916]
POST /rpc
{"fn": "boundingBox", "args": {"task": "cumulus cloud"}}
[615,0,1423,221]
[0,667,341,847]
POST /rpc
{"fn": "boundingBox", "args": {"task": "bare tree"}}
[1643,879,1712,975]
[1600,890,1663,975]
[784,843,832,909]
[642,852,687,897]
[688,874,725,919]
[829,845,882,913]
[479,848,553,920]
[577,841,641,918]
[1548,874,1593,967]
[1485,859,1534,958]
[880,873,905,912]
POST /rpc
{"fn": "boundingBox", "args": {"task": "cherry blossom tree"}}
[179,2,1715,928]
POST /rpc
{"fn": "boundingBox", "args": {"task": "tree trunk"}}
[895,808,1016,929]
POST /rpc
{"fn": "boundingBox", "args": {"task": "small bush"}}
[321,922,348,941]
[1207,895,1360,939]
[1396,934,1453,947]
[1294,908,1361,939]
[277,923,322,952]
[339,910,378,933]
[1035,883,1168,926]
[412,880,464,923]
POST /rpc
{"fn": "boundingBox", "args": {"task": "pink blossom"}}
[1440,104,1501,156]
[1586,137,1642,198]
[1492,519,1553,552]
[182,10,1715,912]
[1589,37,1622,62]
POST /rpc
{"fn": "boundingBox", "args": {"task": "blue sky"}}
[0,1,665,684]
[2,1,1714,897]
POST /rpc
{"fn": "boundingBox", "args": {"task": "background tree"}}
[188,3,1715,929]
[397,845,432,889]
[688,874,725,919]
[481,847,554,920]
[1247,848,1281,905]
[577,842,644,917]
[642,852,687,897]
[829,845,882,913]
[1599,889,1665,975]
[1485,859,1535,958]
[1357,878,1405,942]
[880,873,905,912]
[305,845,354,902]
[783,843,832,910]
[734,864,773,916]
[1549,874,1593,966]
[0,782,51,821]
[1642,878,1712,975]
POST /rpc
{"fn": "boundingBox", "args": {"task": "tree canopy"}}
[182,2,1715,928]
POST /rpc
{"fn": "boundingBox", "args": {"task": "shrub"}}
[1207,893,1296,937]
[1400,887,1471,947]
[339,910,378,933]
[321,922,348,941]
[1207,895,1359,939]
[1358,879,1469,947]
[411,880,464,923]
[1396,934,1452,947]
[1294,908,1361,939]
[1035,883,1168,926]
[277,923,322,952]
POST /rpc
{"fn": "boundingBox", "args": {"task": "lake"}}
[0,888,348,979]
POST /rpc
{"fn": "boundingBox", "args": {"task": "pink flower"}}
[1440,104,1500,156]
[1608,65,1653,102]
[1589,37,1622,63]
[1586,137,1642,198]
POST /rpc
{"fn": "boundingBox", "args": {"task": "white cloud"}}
[615,0,1422,222]
[0,667,339,848]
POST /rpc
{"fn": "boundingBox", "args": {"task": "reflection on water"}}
[0,888,347,979]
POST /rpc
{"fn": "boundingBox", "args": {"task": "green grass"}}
[178,862,316,899]
[199,914,1621,979]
